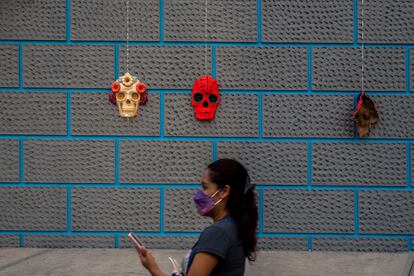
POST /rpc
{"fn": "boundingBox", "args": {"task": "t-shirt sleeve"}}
[193,225,232,260]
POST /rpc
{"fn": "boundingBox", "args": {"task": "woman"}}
[134,158,258,276]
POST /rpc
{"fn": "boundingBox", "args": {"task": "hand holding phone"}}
[128,232,145,251]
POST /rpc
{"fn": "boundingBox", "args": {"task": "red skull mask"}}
[191,75,220,121]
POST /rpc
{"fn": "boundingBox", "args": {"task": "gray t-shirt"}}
[186,216,245,276]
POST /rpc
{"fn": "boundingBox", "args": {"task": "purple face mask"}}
[193,188,223,216]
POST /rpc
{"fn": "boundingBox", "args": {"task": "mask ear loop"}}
[210,187,224,206]
[210,187,223,198]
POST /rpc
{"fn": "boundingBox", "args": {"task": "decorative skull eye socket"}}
[131,92,140,101]
[194,93,203,102]
[116,92,125,101]
[209,94,218,103]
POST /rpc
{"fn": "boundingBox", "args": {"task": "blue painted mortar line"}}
[114,233,119,248]
[354,191,359,236]
[2,39,413,48]
[19,234,24,248]
[18,44,22,90]
[114,44,119,78]
[67,186,72,232]
[3,135,414,144]
[159,0,164,44]
[257,0,262,45]
[160,93,164,137]
[19,139,24,183]
[66,91,71,137]
[258,188,264,234]
[115,139,120,186]
[353,93,359,141]
[160,188,164,233]
[211,46,216,78]
[407,48,411,93]
[407,144,412,187]
[409,239,412,252]
[258,94,263,139]
[0,87,410,95]
[308,237,312,251]
[307,142,312,189]
[2,231,413,239]
[212,141,217,161]
[0,183,412,191]
[66,0,71,42]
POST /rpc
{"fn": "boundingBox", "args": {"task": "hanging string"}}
[205,0,208,76]
[204,0,209,91]
[361,0,365,94]
[126,0,129,73]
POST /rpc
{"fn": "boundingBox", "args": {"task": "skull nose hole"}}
[126,99,131,104]
[202,101,208,107]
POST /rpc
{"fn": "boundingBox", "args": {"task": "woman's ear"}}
[221,185,231,199]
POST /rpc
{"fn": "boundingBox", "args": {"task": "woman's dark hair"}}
[207,158,258,262]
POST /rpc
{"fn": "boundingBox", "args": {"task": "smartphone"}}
[128,232,145,250]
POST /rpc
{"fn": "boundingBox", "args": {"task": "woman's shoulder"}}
[201,217,238,242]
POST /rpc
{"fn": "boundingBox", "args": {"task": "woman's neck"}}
[212,209,230,223]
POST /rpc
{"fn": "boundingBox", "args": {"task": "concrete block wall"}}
[0,0,413,252]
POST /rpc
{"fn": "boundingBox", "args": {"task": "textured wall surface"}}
[0,0,413,252]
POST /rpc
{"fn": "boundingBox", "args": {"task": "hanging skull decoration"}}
[109,72,148,118]
[191,75,220,121]
[353,92,379,138]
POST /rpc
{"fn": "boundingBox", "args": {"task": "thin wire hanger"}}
[126,0,130,73]
[204,0,209,90]
[361,0,365,95]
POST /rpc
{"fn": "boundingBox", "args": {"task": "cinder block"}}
[164,0,257,42]
[263,95,354,138]
[71,0,159,41]
[71,92,160,136]
[217,142,307,185]
[24,140,115,183]
[0,92,66,135]
[164,188,211,232]
[25,235,115,248]
[0,235,20,247]
[359,191,414,234]
[71,188,160,231]
[313,143,406,186]
[357,0,414,44]
[263,189,354,233]
[366,96,414,138]
[119,235,197,249]
[217,47,307,90]
[120,141,212,184]
[312,47,405,91]
[257,237,308,251]
[0,45,18,87]
[0,139,19,183]
[0,187,66,231]
[262,0,353,43]
[164,93,258,137]
[0,0,66,40]
[312,238,407,252]
[119,46,212,89]
[23,45,114,88]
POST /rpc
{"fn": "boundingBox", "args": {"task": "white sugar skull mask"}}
[110,72,147,118]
